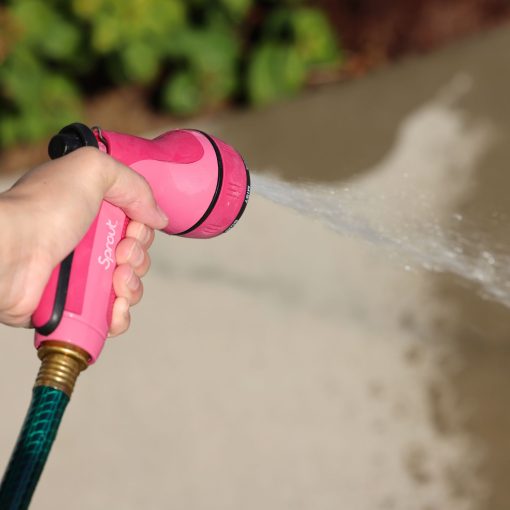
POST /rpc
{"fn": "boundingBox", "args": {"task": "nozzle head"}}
[100,129,250,238]
[176,131,250,238]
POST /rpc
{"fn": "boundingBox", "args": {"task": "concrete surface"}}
[2,25,510,510]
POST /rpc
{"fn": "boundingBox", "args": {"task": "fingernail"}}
[139,224,151,245]
[115,297,129,318]
[156,205,168,227]
[131,244,144,266]
[127,270,140,291]
[108,298,130,338]
[117,297,130,318]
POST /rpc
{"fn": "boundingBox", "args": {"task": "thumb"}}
[98,152,168,230]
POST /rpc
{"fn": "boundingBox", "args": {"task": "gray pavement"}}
[2,25,510,510]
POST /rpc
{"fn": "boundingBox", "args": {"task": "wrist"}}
[0,192,55,327]
[0,194,20,269]
[0,189,53,282]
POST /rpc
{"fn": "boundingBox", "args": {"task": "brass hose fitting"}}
[35,341,90,398]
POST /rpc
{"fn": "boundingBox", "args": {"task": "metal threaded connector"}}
[35,341,89,397]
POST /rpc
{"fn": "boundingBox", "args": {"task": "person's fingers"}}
[112,263,144,306]
[2,147,163,334]
[6,148,167,266]
[134,250,151,278]
[109,297,130,337]
[115,237,151,277]
[116,238,144,268]
[125,221,155,249]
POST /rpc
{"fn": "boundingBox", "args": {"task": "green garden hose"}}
[0,342,89,509]
[0,387,69,509]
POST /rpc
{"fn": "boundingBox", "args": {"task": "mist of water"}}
[251,76,510,308]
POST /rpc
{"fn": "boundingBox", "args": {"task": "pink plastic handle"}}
[33,204,127,361]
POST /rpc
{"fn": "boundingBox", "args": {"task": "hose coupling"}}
[35,341,89,397]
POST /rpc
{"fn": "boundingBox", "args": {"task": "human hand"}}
[0,147,168,336]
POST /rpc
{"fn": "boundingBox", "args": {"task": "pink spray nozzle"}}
[99,128,250,238]
[34,123,250,362]
[50,123,251,238]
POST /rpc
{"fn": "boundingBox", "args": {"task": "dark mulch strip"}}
[316,0,510,77]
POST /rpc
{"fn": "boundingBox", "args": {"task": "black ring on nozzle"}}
[48,123,98,159]
[176,130,250,236]
[176,131,224,237]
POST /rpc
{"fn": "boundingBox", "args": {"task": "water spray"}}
[0,123,250,509]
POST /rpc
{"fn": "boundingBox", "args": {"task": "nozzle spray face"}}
[33,123,250,362]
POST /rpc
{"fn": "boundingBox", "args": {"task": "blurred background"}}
[1,0,510,168]
[1,1,510,509]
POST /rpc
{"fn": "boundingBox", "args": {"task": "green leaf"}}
[165,24,239,107]
[219,0,253,20]
[0,116,22,148]
[0,48,45,107]
[191,29,238,104]
[161,71,202,115]
[120,42,160,83]
[11,0,81,60]
[291,8,340,67]
[92,15,122,52]
[71,0,104,19]
[247,42,306,106]
[262,7,340,68]
[88,0,185,52]
[40,74,81,120]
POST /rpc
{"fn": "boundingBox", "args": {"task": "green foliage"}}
[247,7,341,105]
[248,43,306,106]
[0,0,341,148]
[219,0,253,20]
[0,46,80,145]
[72,0,186,53]
[11,1,81,61]
[163,20,240,114]
[161,70,201,115]
[272,7,340,68]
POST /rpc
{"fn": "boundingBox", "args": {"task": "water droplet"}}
[473,270,485,282]
[453,213,463,221]
[482,251,495,265]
